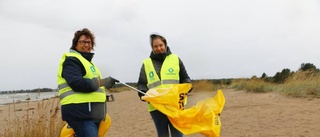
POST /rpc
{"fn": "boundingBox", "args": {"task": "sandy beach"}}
[1,89,320,137]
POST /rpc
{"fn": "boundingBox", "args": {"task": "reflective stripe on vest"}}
[147,80,180,89]
[57,52,106,105]
[143,54,180,112]
[58,83,104,100]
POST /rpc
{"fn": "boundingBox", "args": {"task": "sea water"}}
[0,92,59,106]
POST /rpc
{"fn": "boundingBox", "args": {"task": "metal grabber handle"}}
[112,77,146,96]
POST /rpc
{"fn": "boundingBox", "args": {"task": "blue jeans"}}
[150,110,183,137]
[66,120,100,137]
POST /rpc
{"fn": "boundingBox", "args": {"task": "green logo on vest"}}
[149,71,154,78]
[168,68,174,73]
[167,68,176,75]
[90,66,96,72]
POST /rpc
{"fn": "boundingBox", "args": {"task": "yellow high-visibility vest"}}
[143,54,181,112]
[57,52,106,105]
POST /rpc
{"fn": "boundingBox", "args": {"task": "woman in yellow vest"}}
[137,33,193,137]
[57,28,118,137]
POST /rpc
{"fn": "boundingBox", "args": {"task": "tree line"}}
[259,63,318,84]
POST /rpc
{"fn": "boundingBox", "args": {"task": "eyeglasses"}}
[78,40,92,46]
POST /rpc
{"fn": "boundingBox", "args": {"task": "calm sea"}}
[0,92,59,106]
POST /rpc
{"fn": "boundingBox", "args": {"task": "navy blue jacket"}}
[60,50,105,121]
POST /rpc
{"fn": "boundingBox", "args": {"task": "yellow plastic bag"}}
[142,84,225,137]
[60,113,112,137]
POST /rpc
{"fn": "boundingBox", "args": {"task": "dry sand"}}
[1,89,320,137]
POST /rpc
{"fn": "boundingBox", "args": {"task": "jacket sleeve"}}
[179,58,192,83]
[137,64,148,98]
[62,57,100,92]
[179,58,193,93]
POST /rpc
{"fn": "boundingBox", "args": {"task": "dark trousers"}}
[66,120,100,137]
[150,110,183,137]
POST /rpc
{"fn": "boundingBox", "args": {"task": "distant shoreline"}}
[0,91,58,94]
[0,96,58,106]
[0,92,59,106]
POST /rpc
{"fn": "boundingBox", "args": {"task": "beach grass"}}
[0,97,64,137]
[229,70,320,97]
[276,70,320,97]
[192,80,216,91]
[229,78,275,93]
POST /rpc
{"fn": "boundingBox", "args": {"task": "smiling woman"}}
[76,39,93,52]
[71,28,95,53]
[150,34,167,54]
[57,28,118,137]
[136,33,193,137]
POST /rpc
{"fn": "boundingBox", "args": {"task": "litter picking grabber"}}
[114,79,146,95]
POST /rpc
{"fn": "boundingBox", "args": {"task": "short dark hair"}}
[70,28,96,50]
[150,33,167,47]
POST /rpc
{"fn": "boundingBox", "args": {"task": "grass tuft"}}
[0,97,64,137]
[193,80,216,91]
[229,70,320,97]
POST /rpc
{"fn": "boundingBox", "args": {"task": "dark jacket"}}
[60,50,105,121]
[137,46,192,98]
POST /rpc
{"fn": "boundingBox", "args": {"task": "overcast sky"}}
[0,0,319,91]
